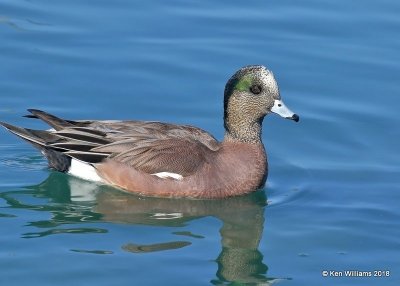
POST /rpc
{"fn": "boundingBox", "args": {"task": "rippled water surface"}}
[1,0,399,285]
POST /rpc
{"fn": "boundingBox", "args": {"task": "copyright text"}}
[321,270,390,278]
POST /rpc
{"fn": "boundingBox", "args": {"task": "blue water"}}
[1,0,399,285]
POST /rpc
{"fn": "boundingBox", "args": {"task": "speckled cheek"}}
[263,95,275,112]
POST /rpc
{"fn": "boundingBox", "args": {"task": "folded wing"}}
[2,109,221,177]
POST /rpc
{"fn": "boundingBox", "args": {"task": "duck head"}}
[223,65,299,143]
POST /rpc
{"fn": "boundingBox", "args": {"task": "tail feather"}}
[49,142,100,152]
[0,121,48,147]
[66,151,109,163]
[54,130,110,144]
[1,111,113,174]
[26,109,75,131]
[0,121,73,171]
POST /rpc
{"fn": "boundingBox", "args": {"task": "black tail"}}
[1,109,111,171]
[0,121,73,171]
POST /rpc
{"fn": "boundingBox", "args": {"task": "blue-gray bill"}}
[270,99,300,122]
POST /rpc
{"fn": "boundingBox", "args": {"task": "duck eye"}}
[250,84,262,95]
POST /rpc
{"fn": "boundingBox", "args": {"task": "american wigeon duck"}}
[0,65,299,199]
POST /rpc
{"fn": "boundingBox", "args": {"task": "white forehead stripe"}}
[271,99,295,118]
[260,70,279,95]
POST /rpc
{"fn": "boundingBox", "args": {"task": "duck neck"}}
[223,117,264,144]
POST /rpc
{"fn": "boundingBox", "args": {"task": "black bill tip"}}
[289,114,300,122]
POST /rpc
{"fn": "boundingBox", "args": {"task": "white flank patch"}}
[68,158,104,182]
[152,172,183,180]
[47,128,56,132]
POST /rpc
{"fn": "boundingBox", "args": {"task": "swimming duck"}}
[0,65,299,199]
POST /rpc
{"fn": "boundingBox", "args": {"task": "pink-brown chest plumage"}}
[96,141,267,199]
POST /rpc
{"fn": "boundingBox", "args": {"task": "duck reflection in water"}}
[1,172,285,285]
